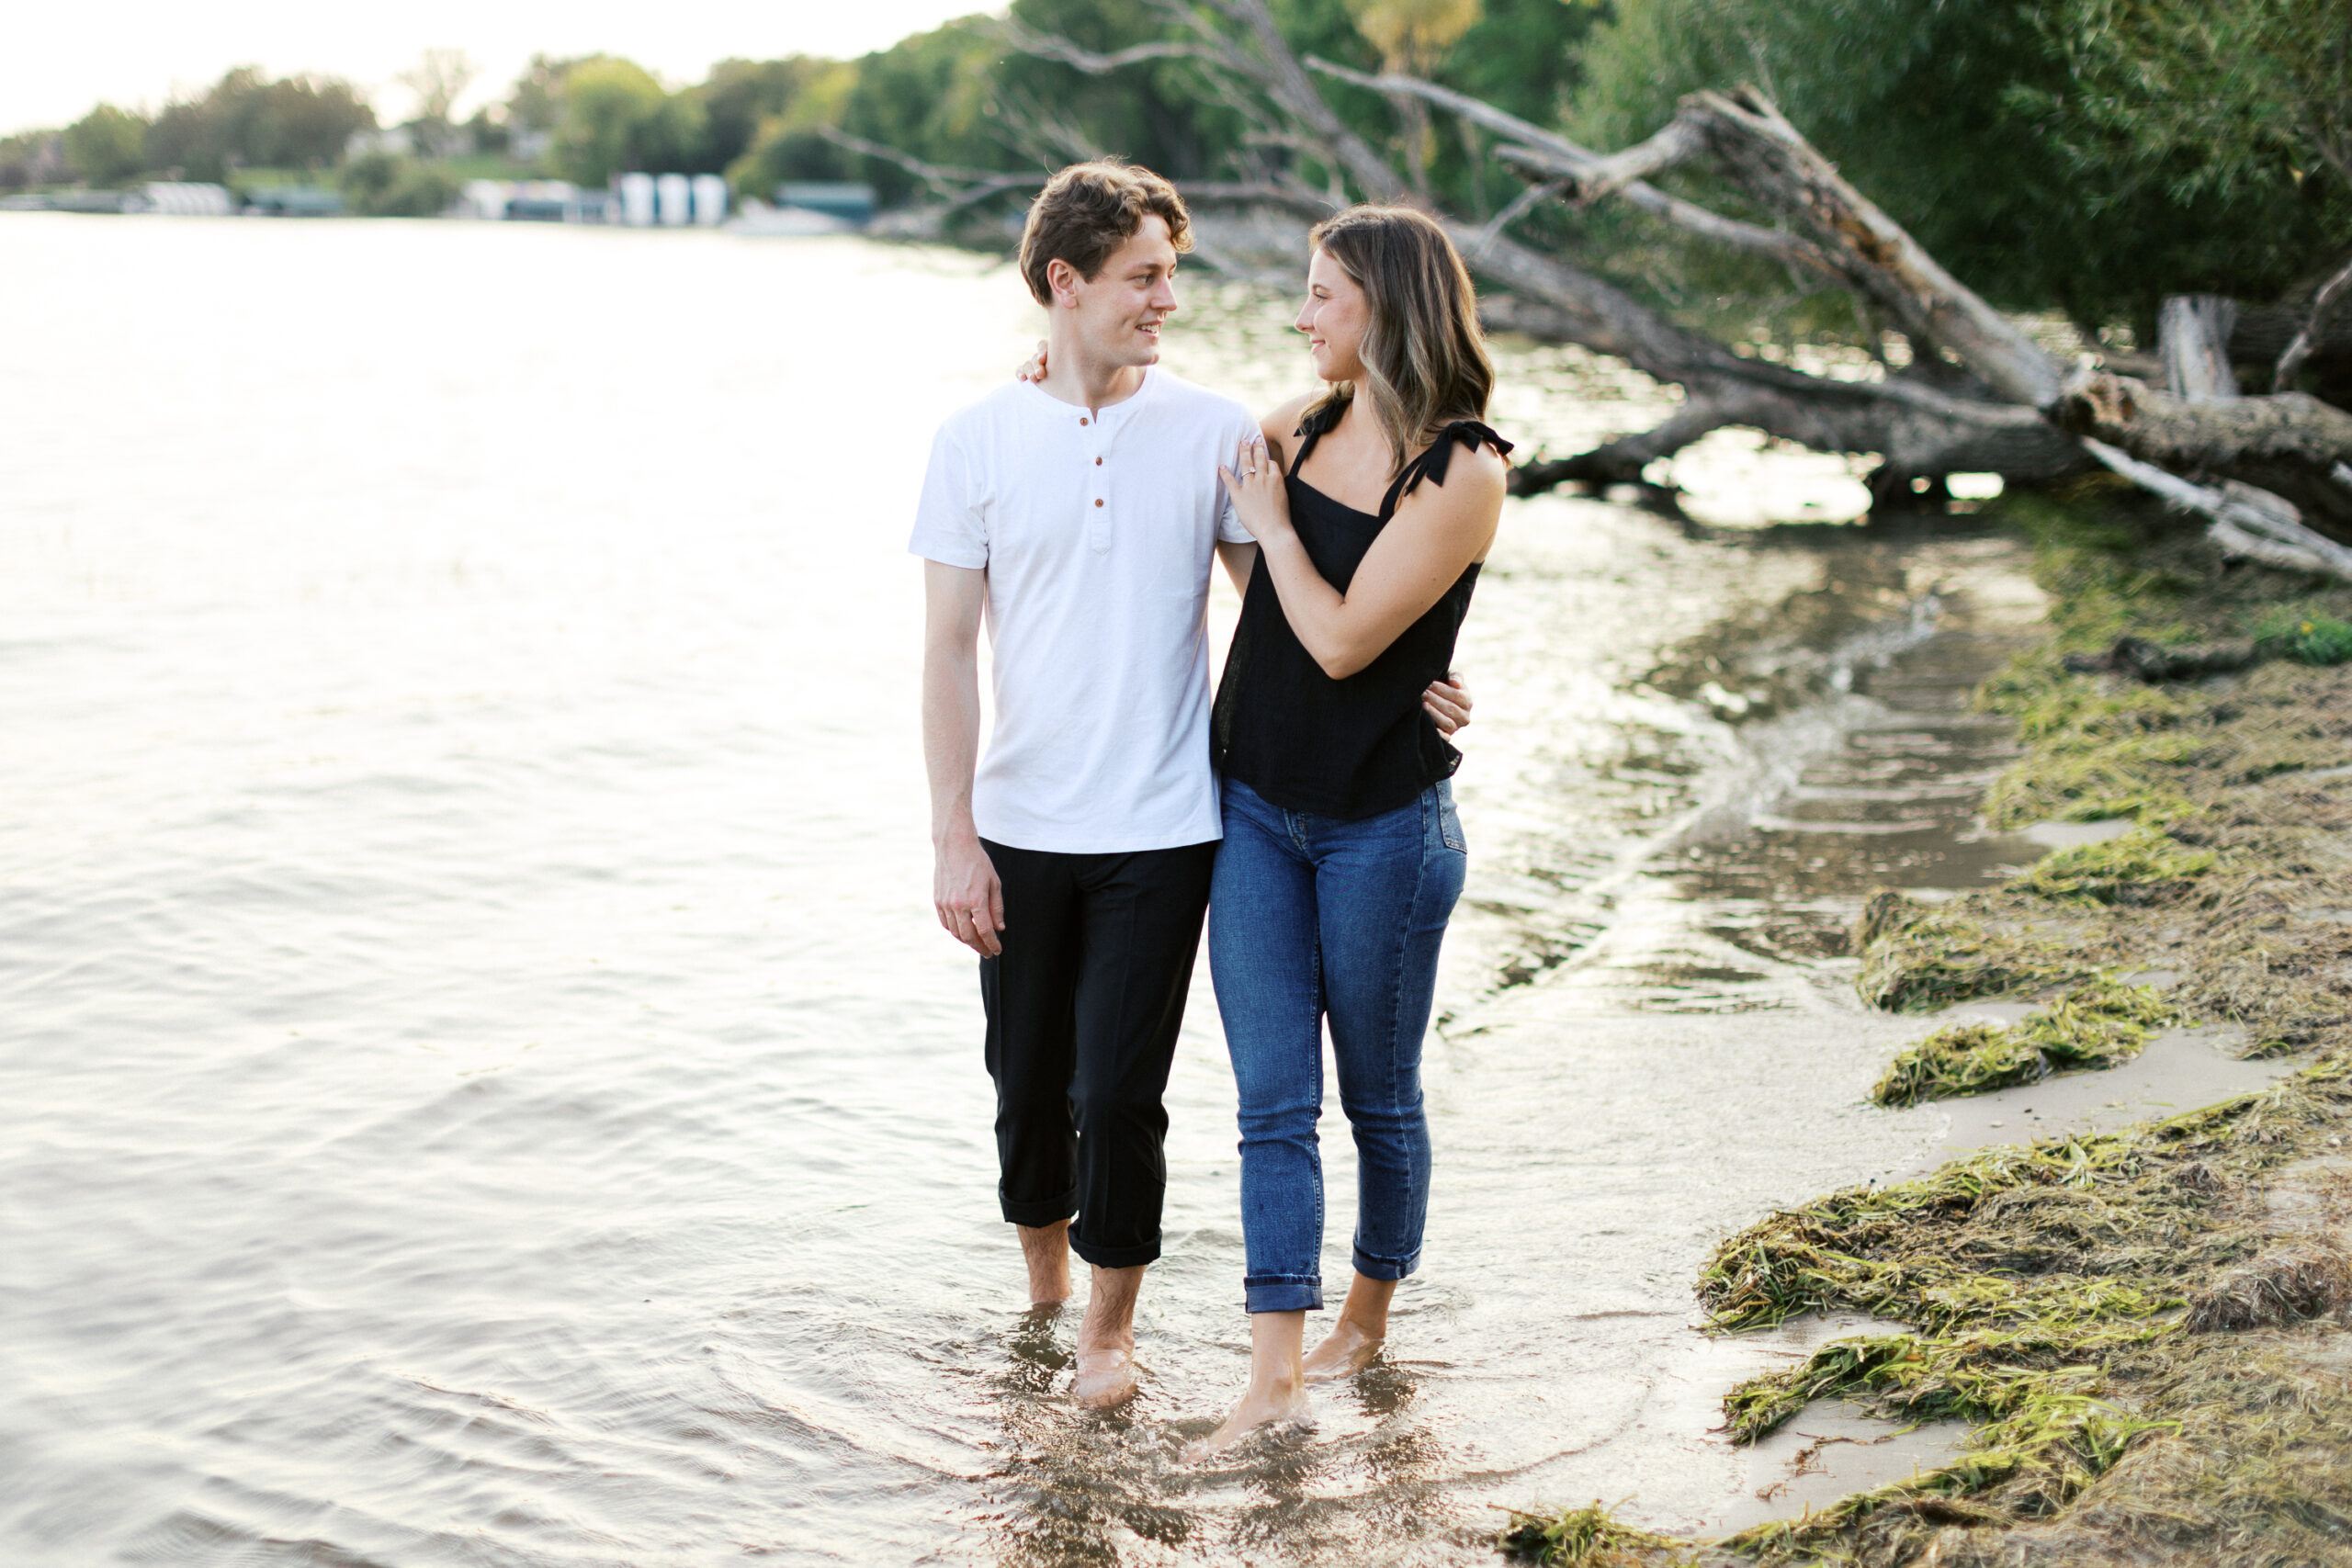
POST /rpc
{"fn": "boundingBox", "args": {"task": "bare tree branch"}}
[1489,143,1839,280]
[989,17,1224,73]
[1662,88,2066,407]
[2080,438,2352,583]
[1304,57,1842,281]
[820,128,1039,194]
[1177,181,1340,218]
[1558,118,1709,207]
[2276,252,2352,391]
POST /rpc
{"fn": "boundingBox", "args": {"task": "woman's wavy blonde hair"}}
[1305,205,1494,475]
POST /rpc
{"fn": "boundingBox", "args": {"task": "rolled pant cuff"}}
[1244,1275,1323,1313]
[1001,1186,1080,1229]
[1070,1235,1160,1269]
[1351,1247,1419,1282]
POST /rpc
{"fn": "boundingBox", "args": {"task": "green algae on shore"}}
[1506,488,2352,1567]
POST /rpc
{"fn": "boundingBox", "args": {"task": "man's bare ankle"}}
[1018,1220,1073,1305]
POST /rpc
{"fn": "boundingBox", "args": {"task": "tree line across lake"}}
[0,0,2335,325]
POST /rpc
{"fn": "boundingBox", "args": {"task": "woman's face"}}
[1295,247,1370,383]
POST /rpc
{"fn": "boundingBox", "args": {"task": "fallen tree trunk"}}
[978,2,2089,498]
[1457,229,2089,499]
[1556,88,2352,556]
[2052,369,2352,540]
[931,0,2345,539]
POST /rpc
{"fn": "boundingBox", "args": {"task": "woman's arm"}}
[1219,434,1506,681]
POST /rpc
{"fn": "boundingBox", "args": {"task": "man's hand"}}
[1424,670,1474,736]
[934,828,1005,956]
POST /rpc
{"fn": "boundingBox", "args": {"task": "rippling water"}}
[4,216,2049,1566]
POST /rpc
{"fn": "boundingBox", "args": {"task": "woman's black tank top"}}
[1213,407,1513,819]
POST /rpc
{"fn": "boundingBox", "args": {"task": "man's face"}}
[1054,215,1181,367]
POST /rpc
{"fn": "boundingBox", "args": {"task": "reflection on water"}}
[2,216,2043,1566]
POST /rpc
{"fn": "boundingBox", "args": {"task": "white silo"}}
[691,174,728,225]
[656,173,691,227]
[620,172,656,227]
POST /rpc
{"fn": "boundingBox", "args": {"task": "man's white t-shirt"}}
[910,369,1259,854]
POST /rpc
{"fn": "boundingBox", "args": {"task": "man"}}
[913,162,1465,1408]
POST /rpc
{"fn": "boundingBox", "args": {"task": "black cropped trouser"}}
[978,837,1217,1270]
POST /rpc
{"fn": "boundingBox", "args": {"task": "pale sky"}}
[4,0,1000,136]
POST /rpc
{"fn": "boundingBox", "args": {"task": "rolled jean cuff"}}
[1001,1185,1080,1229]
[1352,1246,1420,1282]
[1071,1235,1160,1270]
[1244,1275,1323,1314]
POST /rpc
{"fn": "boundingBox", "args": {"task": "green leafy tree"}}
[63,104,148,185]
[0,130,65,190]
[552,56,670,184]
[695,57,841,175]
[1571,0,2342,330]
[339,152,461,216]
[726,61,860,198]
[144,68,375,180]
[2025,0,2352,222]
[835,21,1012,204]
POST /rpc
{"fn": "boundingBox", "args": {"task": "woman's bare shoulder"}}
[1260,391,1320,444]
[1447,438,1511,499]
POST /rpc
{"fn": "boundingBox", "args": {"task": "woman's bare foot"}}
[1185,1369,1310,1461]
[1305,1275,1397,1382]
[1184,1307,1312,1461]
[1302,1318,1384,1382]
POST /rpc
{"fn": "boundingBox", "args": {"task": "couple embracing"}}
[915,161,1510,1455]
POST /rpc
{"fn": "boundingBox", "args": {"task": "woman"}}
[1193,204,1510,1456]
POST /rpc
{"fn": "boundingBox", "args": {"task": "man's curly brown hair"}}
[1017,162,1192,307]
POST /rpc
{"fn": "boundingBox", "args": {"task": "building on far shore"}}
[0,182,234,216]
[243,186,345,218]
[458,180,616,222]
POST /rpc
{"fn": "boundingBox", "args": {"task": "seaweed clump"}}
[1697,1060,2352,1566]
[1871,978,2177,1107]
[1500,1502,1697,1567]
[1851,895,2094,1013]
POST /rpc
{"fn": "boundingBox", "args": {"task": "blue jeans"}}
[1207,777,1467,1314]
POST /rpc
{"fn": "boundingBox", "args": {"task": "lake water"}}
[2,215,2051,1565]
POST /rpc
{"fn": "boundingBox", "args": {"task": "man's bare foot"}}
[1303,1318,1384,1382]
[1070,1262,1146,1409]
[1019,1219,1072,1307]
[1072,1345,1138,1409]
[1184,1372,1311,1461]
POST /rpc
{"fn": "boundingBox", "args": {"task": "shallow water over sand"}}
[5,216,2053,1564]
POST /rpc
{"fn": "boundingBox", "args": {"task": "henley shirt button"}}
[1093,499,1104,507]
[1094,457,1102,466]
[1079,417,1090,426]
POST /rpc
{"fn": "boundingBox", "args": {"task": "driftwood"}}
[2273,255,2352,393]
[2052,371,2352,538]
[2161,295,2240,403]
[2063,636,2261,682]
[1555,88,2352,570]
